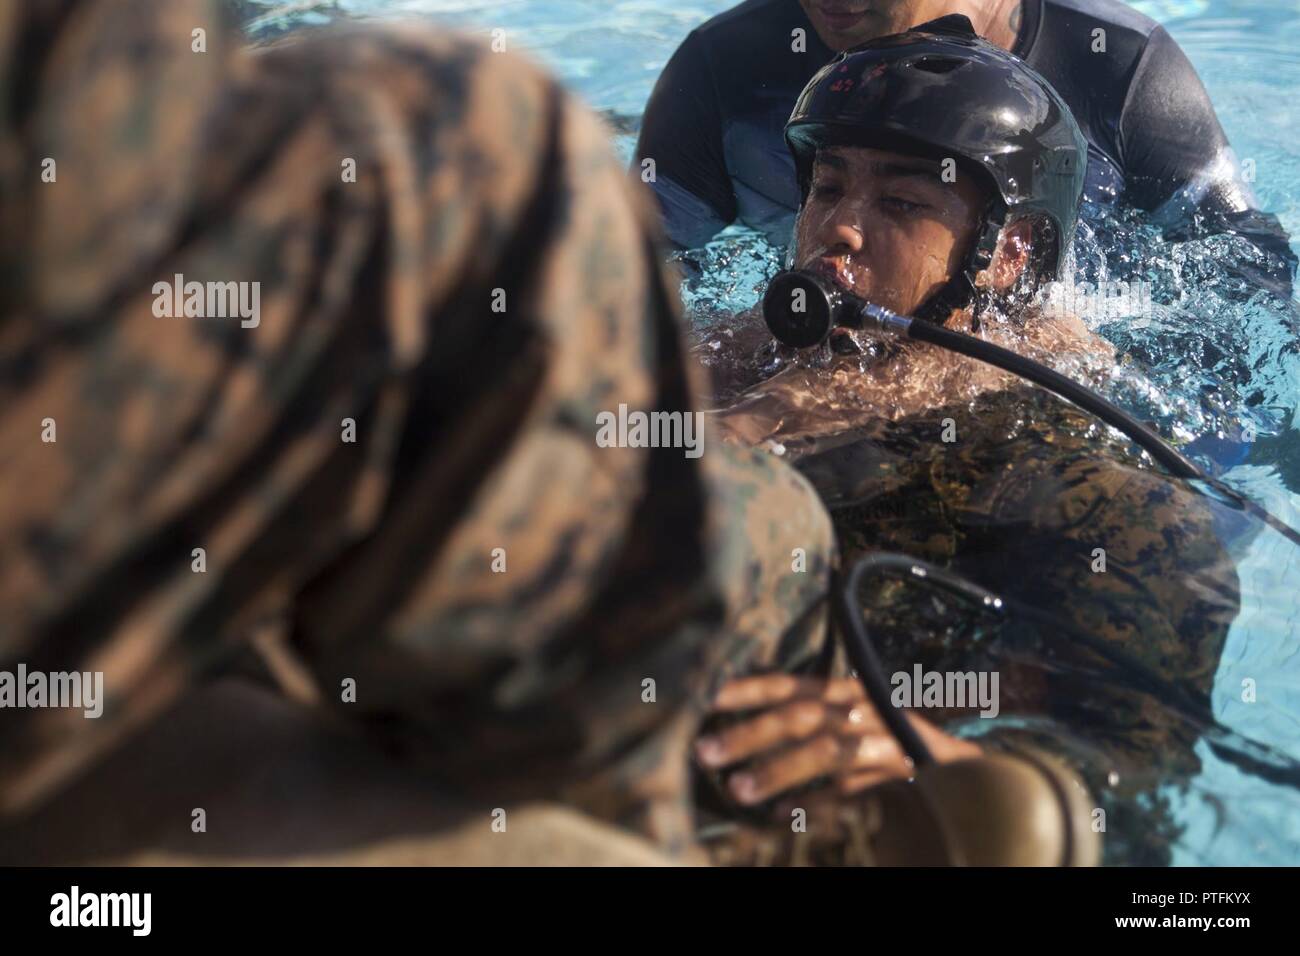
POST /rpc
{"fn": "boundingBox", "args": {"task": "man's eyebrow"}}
[815,152,848,172]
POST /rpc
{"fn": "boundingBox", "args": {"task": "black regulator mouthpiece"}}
[762,270,911,348]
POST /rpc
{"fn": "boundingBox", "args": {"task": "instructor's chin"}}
[803,6,887,51]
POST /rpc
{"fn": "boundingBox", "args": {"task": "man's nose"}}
[824,206,866,255]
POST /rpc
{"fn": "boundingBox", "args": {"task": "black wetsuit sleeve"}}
[1118,27,1225,210]
[635,31,737,248]
[1119,26,1296,291]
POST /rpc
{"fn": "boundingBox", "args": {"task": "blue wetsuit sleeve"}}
[635,30,737,248]
[1118,26,1296,291]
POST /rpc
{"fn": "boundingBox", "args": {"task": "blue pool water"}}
[245,0,1300,865]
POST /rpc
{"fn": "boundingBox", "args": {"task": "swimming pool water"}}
[243,0,1300,865]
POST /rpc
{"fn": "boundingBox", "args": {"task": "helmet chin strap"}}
[914,199,1007,327]
[914,272,977,325]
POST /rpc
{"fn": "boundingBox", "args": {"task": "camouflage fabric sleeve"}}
[0,0,833,851]
[960,452,1240,774]
[797,393,1239,777]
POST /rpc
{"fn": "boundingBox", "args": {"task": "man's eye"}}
[882,196,925,213]
[811,183,843,200]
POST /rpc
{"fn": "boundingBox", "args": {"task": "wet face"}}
[793,146,989,318]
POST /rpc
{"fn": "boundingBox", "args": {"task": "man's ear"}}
[982,218,1035,292]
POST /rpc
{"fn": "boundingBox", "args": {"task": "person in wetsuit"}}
[635,0,1295,291]
[689,23,1240,862]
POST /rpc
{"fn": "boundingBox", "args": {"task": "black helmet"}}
[785,15,1086,313]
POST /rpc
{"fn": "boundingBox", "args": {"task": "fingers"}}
[725,734,845,805]
[696,698,829,768]
[838,733,910,794]
[697,680,884,770]
[699,675,981,807]
[839,701,887,735]
[838,769,895,795]
[711,673,805,711]
[711,674,865,712]
[846,731,907,770]
[724,728,910,806]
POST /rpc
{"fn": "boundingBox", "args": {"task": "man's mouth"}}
[815,4,871,31]
[809,257,856,294]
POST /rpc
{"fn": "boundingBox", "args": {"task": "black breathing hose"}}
[905,319,1202,478]
[834,553,1007,768]
[762,269,1300,549]
[838,550,1300,789]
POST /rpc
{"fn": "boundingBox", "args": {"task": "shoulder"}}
[1039,0,1157,33]
[1033,0,1161,62]
[660,0,819,109]
[694,0,800,35]
[661,0,790,70]
[687,0,807,55]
